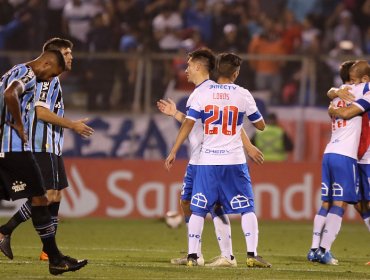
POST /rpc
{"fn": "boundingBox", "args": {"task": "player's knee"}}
[31,195,48,206]
[46,190,61,203]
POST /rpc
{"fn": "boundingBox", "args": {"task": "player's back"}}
[0,64,36,152]
[186,79,216,164]
[325,83,367,159]
[190,83,255,165]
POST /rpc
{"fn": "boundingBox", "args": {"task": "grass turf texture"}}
[0,218,369,279]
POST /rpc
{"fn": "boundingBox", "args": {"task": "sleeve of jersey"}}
[34,81,52,109]
[354,93,370,112]
[244,90,263,123]
[186,93,201,121]
[18,65,35,92]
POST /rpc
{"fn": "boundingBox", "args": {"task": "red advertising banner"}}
[56,159,360,221]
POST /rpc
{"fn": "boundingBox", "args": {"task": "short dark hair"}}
[188,47,216,72]
[45,50,66,71]
[339,60,355,83]
[216,53,242,78]
[43,37,73,52]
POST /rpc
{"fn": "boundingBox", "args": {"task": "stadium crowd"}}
[0,0,369,109]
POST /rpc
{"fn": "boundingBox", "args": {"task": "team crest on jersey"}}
[230,195,250,209]
[191,193,207,209]
[12,181,27,192]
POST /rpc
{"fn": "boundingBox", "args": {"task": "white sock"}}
[188,214,204,256]
[241,212,259,255]
[320,206,344,251]
[213,214,233,259]
[364,217,370,232]
[311,214,327,249]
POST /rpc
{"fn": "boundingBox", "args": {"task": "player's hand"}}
[337,87,354,103]
[8,122,27,143]
[72,118,94,138]
[165,152,176,170]
[246,145,264,165]
[328,102,337,117]
[157,98,177,116]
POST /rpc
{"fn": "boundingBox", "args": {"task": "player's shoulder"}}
[353,82,370,95]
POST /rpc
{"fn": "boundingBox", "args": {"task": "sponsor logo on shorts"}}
[12,181,27,192]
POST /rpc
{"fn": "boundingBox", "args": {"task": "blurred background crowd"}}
[0,0,369,112]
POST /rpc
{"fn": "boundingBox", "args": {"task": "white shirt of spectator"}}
[63,0,102,43]
[152,11,183,50]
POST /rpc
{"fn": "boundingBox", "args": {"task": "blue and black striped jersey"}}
[29,77,65,156]
[0,64,36,152]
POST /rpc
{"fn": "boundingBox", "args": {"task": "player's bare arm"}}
[36,106,94,137]
[253,119,265,131]
[157,98,186,123]
[328,103,363,120]
[4,81,27,143]
[327,86,354,103]
[241,128,264,165]
[165,118,195,170]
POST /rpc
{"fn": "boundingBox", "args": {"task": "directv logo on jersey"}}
[209,84,237,90]
[12,181,27,192]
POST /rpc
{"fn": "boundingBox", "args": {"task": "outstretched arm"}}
[36,107,94,137]
[157,98,186,123]
[241,128,264,165]
[165,118,195,170]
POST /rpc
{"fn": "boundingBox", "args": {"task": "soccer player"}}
[307,60,370,265]
[158,85,264,267]
[328,60,370,230]
[159,48,228,266]
[0,38,94,261]
[165,53,271,268]
[0,50,87,275]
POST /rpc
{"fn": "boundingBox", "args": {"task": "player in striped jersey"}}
[0,50,88,275]
[165,53,271,268]
[307,61,370,265]
[0,38,94,262]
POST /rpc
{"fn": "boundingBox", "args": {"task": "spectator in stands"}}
[46,0,67,38]
[216,23,246,53]
[152,3,183,52]
[62,0,102,50]
[326,40,363,87]
[252,113,294,162]
[327,10,362,52]
[248,17,286,105]
[85,12,115,111]
[183,0,213,45]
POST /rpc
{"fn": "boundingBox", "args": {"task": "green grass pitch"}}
[0,218,369,279]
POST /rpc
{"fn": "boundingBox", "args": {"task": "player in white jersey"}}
[307,61,370,265]
[158,65,264,267]
[158,48,258,267]
[165,53,271,268]
[329,61,370,231]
